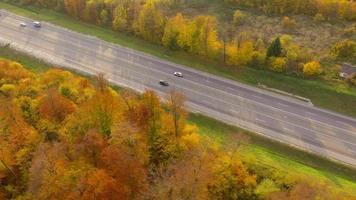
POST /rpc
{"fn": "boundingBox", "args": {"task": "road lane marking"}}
[251,94,263,99]
[277,102,289,107]
[256,118,265,123]
[306,111,318,117]
[283,127,294,133]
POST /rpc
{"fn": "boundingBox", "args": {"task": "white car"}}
[174,72,183,77]
[20,22,26,27]
[33,21,41,28]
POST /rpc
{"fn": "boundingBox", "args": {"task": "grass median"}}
[0,2,355,117]
[1,46,356,197]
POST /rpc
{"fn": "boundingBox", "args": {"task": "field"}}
[1,46,356,197]
[0,2,355,117]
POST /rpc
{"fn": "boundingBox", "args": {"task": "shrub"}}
[0,84,16,96]
[343,25,356,38]
[248,51,266,69]
[269,57,287,72]
[303,61,322,76]
[345,73,356,86]
[313,13,325,22]
[332,40,356,62]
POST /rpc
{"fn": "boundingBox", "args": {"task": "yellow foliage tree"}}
[162,13,186,49]
[303,61,322,76]
[133,0,165,43]
[269,57,287,72]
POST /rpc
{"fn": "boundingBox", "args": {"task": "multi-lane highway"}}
[1,10,356,167]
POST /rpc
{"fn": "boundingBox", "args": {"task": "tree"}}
[64,0,85,18]
[113,5,129,32]
[100,9,109,25]
[167,90,187,138]
[303,61,321,76]
[233,10,246,26]
[207,154,257,200]
[220,24,234,63]
[226,40,254,67]
[162,13,186,49]
[267,37,283,58]
[149,132,217,200]
[100,143,148,198]
[282,16,297,31]
[38,88,76,123]
[81,169,130,200]
[191,16,222,58]
[134,0,166,43]
[177,16,194,51]
[226,41,239,66]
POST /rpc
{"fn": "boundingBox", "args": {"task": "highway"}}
[1,10,356,167]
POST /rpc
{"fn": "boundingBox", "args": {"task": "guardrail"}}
[258,83,313,106]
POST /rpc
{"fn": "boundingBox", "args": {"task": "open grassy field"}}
[1,46,356,197]
[0,2,355,117]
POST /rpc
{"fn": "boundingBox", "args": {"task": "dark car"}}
[159,80,169,86]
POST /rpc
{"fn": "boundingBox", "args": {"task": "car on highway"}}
[174,72,183,77]
[20,22,26,27]
[159,80,169,86]
[33,21,41,28]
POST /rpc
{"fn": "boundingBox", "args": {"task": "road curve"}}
[0,10,356,167]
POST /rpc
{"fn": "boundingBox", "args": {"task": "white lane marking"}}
[251,95,263,99]
[283,127,294,133]
[201,99,211,105]
[227,86,236,91]
[256,118,265,123]
[337,120,354,128]
[306,111,318,117]
[278,102,289,107]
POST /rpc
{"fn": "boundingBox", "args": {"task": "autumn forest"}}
[0,56,354,199]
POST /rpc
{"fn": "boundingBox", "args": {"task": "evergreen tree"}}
[267,37,282,58]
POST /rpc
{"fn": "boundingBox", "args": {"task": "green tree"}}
[267,37,283,58]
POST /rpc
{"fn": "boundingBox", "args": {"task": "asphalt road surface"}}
[1,10,356,167]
